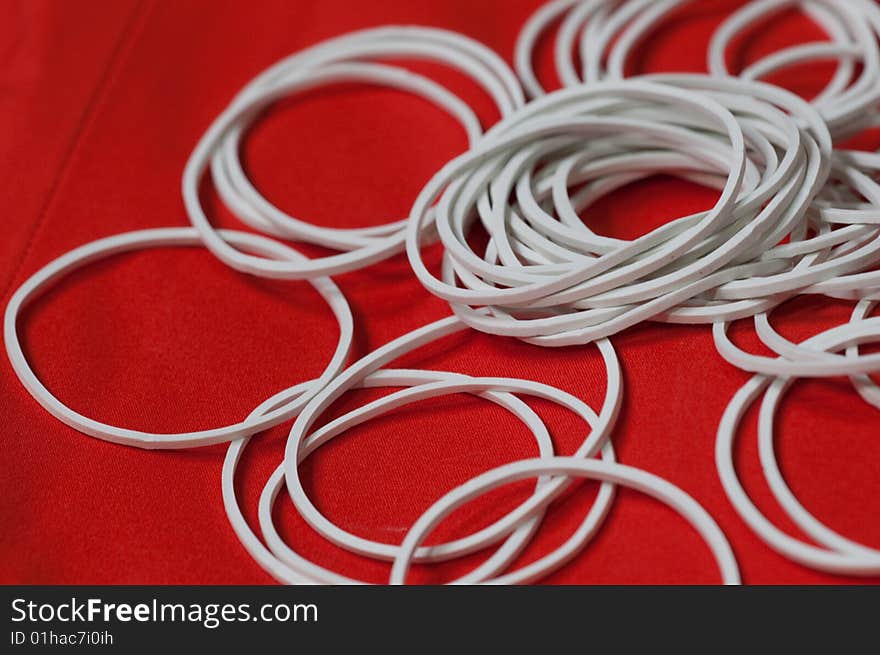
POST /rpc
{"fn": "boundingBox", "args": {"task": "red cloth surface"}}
[1,0,878,584]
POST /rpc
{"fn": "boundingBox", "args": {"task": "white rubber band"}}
[3,227,353,448]
[389,456,741,585]
[406,76,841,345]
[184,27,526,279]
[716,310,880,575]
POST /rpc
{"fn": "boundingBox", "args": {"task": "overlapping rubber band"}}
[11,3,880,584]
[390,456,741,585]
[6,25,726,585]
[514,1,880,313]
[223,322,624,584]
[716,300,880,575]
[512,0,879,577]
[516,0,880,141]
[405,75,859,346]
[185,26,526,279]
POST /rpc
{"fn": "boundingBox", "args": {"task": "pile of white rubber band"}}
[6,2,880,584]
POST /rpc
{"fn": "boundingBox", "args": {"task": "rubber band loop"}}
[390,456,741,585]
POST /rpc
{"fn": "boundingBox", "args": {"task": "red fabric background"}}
[1,0,878,584]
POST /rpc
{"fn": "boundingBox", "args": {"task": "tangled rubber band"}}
[222,314,625,584]
[514,2,880,314]
[716,300,880,575]
[517,0,880,141]
[513,0,880,577]
[405,75,850,345]
[8,4,880,584]
[185,26,526,279]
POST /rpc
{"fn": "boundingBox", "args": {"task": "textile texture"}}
[1,0,878,584]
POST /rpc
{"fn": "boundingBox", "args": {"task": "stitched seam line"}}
[1,0,152,300]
